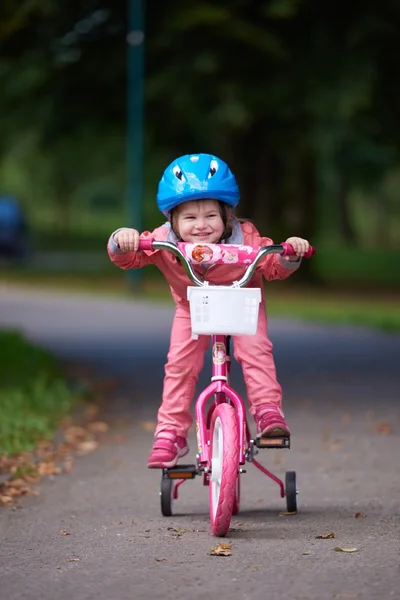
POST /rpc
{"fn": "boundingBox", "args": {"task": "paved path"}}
[0,285,399,600]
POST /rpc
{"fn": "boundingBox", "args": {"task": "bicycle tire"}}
[160,476,173,517]
[209,403,239,536]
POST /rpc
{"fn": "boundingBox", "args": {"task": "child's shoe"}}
[254,405,291,438]
[147,430,189,469]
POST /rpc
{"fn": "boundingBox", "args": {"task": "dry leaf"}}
[354,512,366,519]
[87,421,109,433]
[316,532,335,539]
[375,422,391,435]
[64,426,88,443]
[279,511,297,516]
[37,462,61,476]
[76,440,98,454]
[59,529,70,536]
[167,527,187,535]
[333,547,358,553]
[0,495,13,504]
[155,558,168,562]
[139,421,157,432]
[209,543,232,556]
[302,552,311,555]
[66,557,80,562]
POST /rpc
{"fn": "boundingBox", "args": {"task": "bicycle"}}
[139,237,315,536]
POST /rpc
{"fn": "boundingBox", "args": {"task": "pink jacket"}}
[107,220,300,306]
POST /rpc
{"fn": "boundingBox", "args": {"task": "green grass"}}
[0,331,77,457]
[263,289,400,333]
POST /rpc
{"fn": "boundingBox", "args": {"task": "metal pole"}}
[127,0,145,285]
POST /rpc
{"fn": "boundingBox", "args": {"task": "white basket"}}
[187,286,262,336]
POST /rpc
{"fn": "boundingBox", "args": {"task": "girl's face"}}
[174,200,225,243]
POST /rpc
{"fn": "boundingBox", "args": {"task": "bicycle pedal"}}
[254,436,290,449]
[163,464,198,479]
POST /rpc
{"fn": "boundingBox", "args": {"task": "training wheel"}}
[160,476,174,516]
[285,471,298,513]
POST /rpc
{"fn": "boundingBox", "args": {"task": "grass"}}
[0,331,77,457]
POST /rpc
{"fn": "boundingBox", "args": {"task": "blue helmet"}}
[156,153,240,215]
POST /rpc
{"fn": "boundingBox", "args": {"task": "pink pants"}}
[155,303,283,438]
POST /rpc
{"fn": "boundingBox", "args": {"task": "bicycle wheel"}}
[209,403,239,536]
[232,473,241,516]
[285,471,298,513]
[160,476,174,516]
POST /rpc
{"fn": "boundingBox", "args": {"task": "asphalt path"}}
[0,284,399,600]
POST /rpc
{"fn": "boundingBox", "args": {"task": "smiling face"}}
[173,200,225,243]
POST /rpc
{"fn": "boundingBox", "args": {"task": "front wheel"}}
[209,404,239,536]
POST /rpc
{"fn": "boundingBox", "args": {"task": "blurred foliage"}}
[0,0,399,279]
[0,330,76,455]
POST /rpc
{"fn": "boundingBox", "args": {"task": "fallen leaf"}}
[302,552,312,555]
[0,495,13,505]
[139,421,157,432]
[155,558,168,562]
[316,532,335,539]
[37,462,61,476]
[279,511,297,516]
[209,543,232,556]
[64,426,88,443]
[354,512,366,519]
[375,422,391,435]
[59,529,70,536]
[333,547,358,553]
[167,527,187,535]
[66,557,80,562]
[87,421,109,433]
[76,440,98,454]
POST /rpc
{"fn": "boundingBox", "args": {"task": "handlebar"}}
[137,239,315,288]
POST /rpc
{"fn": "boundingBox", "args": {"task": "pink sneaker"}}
[254,405,291,438]
[147,430,189,469]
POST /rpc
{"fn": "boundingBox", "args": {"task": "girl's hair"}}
[169,200,235,241]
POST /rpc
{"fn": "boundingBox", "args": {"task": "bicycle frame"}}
[195,333,247,467]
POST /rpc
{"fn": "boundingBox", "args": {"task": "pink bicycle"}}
[139,238,315,536]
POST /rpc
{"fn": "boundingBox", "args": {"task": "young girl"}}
[107,153,310,469]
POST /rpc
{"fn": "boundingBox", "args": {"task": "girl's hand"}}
[114,228,140,252]
[284,236,310,261]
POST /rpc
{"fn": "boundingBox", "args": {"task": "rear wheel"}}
[209,404,239,536]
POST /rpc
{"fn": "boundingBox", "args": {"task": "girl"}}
[107,153,310,469]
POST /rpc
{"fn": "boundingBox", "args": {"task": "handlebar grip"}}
[138,238,154,251]
[281,242,316,259]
